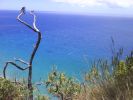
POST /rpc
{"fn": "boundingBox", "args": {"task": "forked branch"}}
[17,7,39,32]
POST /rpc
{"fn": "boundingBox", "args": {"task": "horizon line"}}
[0,9,133,18]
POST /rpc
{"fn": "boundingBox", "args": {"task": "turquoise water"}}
[0,11,133,82]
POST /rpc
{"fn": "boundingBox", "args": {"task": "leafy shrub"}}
[0,78,20,100]
[0,78,29,100]
[45,69,81,100]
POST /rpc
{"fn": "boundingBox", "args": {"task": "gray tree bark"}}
[3,7,42,100]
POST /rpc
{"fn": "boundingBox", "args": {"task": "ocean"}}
[0,10,133,82]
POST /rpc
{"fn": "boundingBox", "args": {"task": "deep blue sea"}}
[0,11,133,82]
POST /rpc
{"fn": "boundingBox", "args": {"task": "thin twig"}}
[30,11,40,32]
[14,58,29,65]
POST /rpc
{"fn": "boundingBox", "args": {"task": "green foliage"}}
[45,69,81,100]
[35,95,49,100]
[85,59,112,85]
[0,78,19,100]
[83,50,133,100]
[44,50,133,100]
[0,77,30,100]
[114,61,127,78]
[126,51,133,73]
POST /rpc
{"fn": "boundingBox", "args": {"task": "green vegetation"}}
[45,68,81,100]
[78,49,133,100]
[0,49,133,100]
[35,95,49,100]
[0,78,28,100]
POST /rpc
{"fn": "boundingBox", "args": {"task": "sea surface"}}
[0,10,133,82]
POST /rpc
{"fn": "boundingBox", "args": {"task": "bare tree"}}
[3,7,42,100]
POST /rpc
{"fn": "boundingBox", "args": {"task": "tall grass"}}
[78,50,133,100]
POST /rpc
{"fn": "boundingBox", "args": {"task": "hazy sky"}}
[0,0,133,16]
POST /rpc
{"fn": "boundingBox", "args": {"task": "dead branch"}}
[17,7,42,100]
[3,7,42,100]
[14,58,29,65]
[17,7,39,32]
[30,11,40,32]
[3,61,29,78]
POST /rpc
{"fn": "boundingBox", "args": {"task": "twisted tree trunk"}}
[3,7,42,100]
